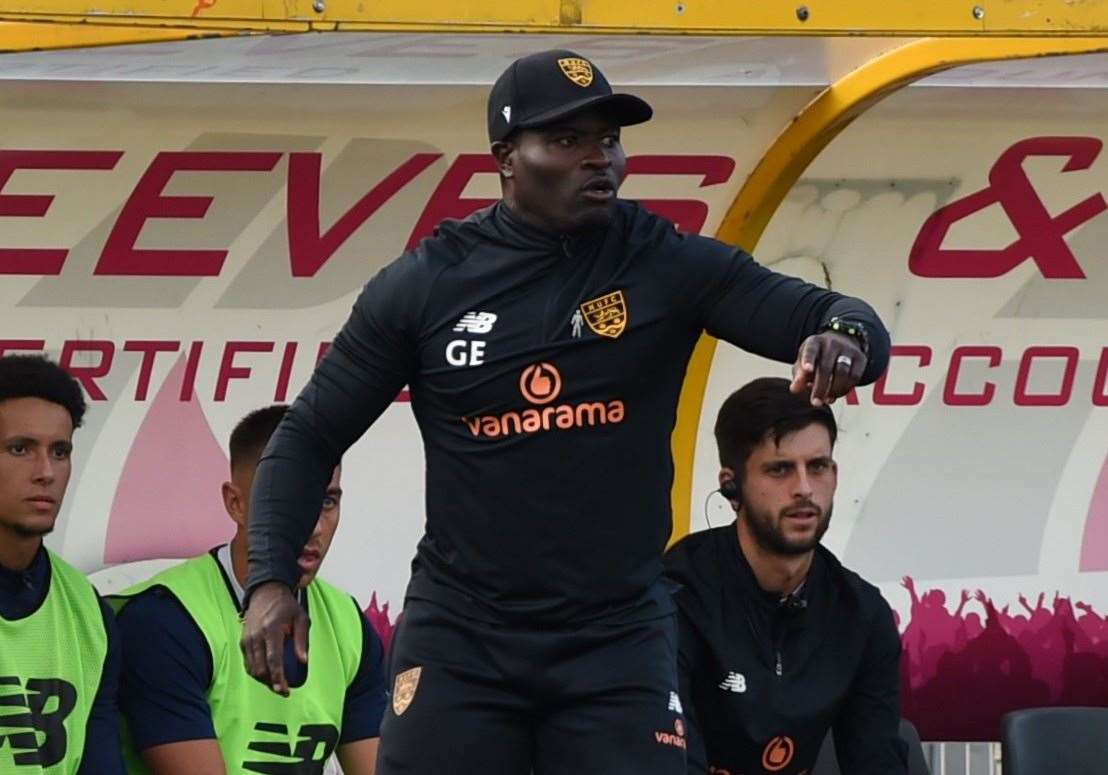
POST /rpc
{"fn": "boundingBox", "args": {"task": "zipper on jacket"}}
[773,618,786,677]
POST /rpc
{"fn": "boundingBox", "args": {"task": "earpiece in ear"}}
[719,478,740,501]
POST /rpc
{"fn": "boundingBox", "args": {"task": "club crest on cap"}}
[558,57,594,87]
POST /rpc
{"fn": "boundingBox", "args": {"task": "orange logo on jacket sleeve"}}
[392,666,422,716]
[653,718,687,750]
[761,735,795,772]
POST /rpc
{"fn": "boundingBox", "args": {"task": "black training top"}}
[664,525,907,775]
[247,200,890,624]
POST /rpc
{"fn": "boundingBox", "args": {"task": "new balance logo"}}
[718,672,747,693]
[242,721,339,774]
[453,311,498,334]
[668,691,683,713]
[0,676,77,767]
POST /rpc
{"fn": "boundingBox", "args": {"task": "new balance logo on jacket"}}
[718,672,747,694]
[453,312,498,334]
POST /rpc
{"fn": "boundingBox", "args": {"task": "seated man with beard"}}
[665,377,907,775]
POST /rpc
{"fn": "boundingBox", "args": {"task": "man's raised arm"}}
[666,235,891,403]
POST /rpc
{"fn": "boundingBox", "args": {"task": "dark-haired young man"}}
[665,377,906,775]
[115,405,385,775]
[242,48,891,773]
[0,355,125,774]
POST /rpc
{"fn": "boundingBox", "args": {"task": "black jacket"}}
[248,200,890,624]
[665,524,907,775]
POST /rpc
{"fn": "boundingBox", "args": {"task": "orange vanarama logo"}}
[392,667,421,716]
[463,362,624,439]
[654,718,687,750]
[519,363,562,404]
[558,57,594,87]
[762,735,795,772]
[580,290,628,339]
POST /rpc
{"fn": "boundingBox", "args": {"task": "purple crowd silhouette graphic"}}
[898,577,1108,740]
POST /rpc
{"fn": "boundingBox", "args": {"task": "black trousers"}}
[376,599,688,774]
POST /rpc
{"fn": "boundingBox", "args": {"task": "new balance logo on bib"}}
[242,721,340,774]
[0,676,77,767]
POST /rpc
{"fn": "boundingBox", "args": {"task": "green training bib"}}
[0,550,107,775]
[116,553,363,774]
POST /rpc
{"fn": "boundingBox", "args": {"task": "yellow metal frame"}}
[667,35,1108,542]
[2,0,1108,39]
[0,22,241,51]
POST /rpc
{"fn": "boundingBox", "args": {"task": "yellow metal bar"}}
[667,35,1108,544]
[2,0,1108,37]
[0,21,250,51]
[718,37,1108,247]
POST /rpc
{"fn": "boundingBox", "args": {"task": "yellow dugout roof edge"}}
[1,0,1108,40]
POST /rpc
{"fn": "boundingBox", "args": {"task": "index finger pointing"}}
[790,338,821,394]
[292,610,310,664]
[242,633,266,681]
[265,627,290,696]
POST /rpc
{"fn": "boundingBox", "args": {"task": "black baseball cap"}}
[487,49,653,142]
